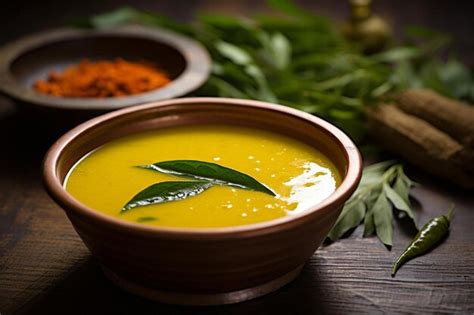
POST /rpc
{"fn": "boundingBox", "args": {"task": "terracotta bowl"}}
[43,98,362,305]
[0,25,210,111]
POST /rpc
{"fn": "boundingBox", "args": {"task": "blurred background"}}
[2,0,473,65]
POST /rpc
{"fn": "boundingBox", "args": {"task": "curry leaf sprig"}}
[84,1,474,143]
[326,161,415,247]
[121,160,274,212]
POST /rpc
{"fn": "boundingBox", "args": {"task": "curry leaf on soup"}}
[137,160,275,196]
[136,216,159,223]
[121,181,213,212]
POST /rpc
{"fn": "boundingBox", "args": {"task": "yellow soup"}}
[65,125,341,228]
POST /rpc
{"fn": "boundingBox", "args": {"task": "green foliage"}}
[88,2,473,143]
[123,160,275,212]
[138,160,275,195]
[121,181,213,212]
[326,163,416,247]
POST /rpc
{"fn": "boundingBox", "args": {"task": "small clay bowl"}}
[43,98,362,305]
[0,25,210,111]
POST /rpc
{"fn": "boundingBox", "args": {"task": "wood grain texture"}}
[0,99,473,314]
[367,104,474,188]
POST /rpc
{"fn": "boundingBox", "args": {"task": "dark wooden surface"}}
[1,1,474,314]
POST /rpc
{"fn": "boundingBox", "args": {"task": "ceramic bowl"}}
[0,25,210,111]
[43,98,362,305]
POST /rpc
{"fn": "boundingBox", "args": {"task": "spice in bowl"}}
[34,58,171,98]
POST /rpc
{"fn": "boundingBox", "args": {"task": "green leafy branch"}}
[84,1,473,144]
[326,162,415,247]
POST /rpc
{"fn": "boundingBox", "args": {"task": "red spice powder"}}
[34,58,171,97]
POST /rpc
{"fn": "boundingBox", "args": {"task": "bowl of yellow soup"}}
[43,97,362,305]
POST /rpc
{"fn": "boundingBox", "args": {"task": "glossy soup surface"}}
[65,125,342,228]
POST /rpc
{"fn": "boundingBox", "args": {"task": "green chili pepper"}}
[391,204,454,277]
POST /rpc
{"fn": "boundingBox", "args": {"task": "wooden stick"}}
[367,104,474,189]
[395,89,474,148]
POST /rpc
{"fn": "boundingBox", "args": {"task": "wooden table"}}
[1,100,473,314]
[1,2,473,314]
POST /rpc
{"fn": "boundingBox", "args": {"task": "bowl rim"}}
[43,97,362,239]
[0,25,211,110]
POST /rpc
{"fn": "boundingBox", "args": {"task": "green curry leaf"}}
[393,170,411,204]
[363,207,375,237]
[326,162,417,248]
[363,190,380,236]
[121,181,213,212]
[136,216,159,223]
[327,199,366,241]
[138,160,275,196]
[215,41,253,65]
[373,191,393,247]
[384,183,414,220]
